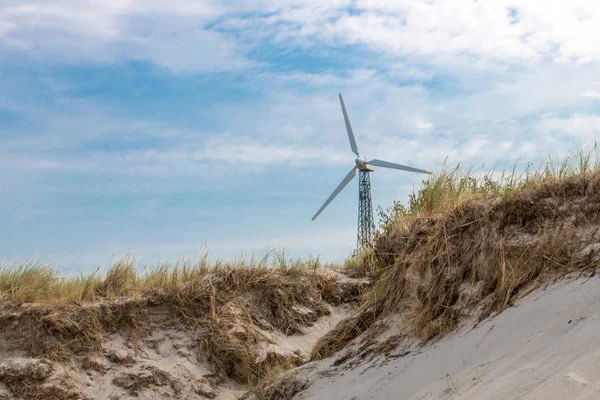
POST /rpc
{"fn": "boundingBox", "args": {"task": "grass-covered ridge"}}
[314,145,600,361]
[0,251,326,305]
[382,144,600,219]
[0,251,364,395]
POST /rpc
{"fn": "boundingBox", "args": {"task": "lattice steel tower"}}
[357,170,375,250]
[311,94,432,253]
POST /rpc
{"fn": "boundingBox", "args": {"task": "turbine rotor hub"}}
[355,157,373,171]
[355,157,367,169]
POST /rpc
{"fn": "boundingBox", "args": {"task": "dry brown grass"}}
[314,145,600,360]
[0,251,328,305]
[0,251,362,389]
[242,370,310,400]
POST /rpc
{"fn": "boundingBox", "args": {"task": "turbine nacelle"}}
[355,157,374,171]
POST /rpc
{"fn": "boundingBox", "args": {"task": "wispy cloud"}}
[214,1,600,68]
[0,142,348,176]
[0,1,250,72]
[582,91,600,99]
[536,114,600,142]
[2,0,600,266]
[4,1,600,73]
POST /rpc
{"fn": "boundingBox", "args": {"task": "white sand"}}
[295,276,600,400]
[259,305,353,359]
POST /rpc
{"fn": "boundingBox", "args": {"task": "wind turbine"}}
[312,94,432,251]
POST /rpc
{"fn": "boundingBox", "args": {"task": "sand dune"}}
[285,276,600,400]
[0,267,365,399]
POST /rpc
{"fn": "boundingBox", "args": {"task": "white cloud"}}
[5,0,600,267]
[4,61,598,179]
[0,140,348,177]
[445,63,600,120]
[213,0,600,69]
[582,91,600,99]
[2,2,600,181]
[411,115,433,133]
[0,0,249,72]
[4,1,600,73]
[198,138,348,166]
[536,114,600,142]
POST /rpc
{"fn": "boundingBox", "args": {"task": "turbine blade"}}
[339,93,359,156]
[312,167,357,221]
[368,159,432,175]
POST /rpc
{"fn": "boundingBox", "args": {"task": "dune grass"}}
[345,145,600,278]
[0,250,360,388]
[381,143,600,220]
[314,143,600,360]
[0,250,330,305]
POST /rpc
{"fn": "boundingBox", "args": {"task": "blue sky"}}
[1,1,600,270]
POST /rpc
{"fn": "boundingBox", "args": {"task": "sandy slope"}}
[0,304,353,400]
[0,265,366,400]
[290,276,600,400]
